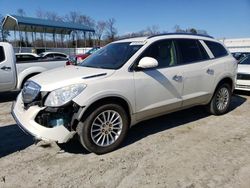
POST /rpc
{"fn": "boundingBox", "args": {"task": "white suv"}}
[12,34,237,154]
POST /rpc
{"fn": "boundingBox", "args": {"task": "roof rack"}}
[147,32,214,39]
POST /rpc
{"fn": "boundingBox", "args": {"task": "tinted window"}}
[46,54,54,58]
[204,40,228,58]
[54,53,67,58]
[0,46,5,62]
[80,42,142,69]
[138,40,177,68]
[16,55,38,62]
[175,39,209,64]
[239,56,250,65]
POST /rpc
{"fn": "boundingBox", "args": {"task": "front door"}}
[0,43,17,92]
[133,39,184,121]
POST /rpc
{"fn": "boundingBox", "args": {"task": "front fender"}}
[17,67,47,89]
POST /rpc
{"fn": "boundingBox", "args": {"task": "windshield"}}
[79,42,142,69]
[239,55,250,65]
[86,47,100,55]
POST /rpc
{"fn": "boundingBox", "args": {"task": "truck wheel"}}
[77,104,129,154]
[207,83,232,115]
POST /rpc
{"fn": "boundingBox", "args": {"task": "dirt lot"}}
[0,91,250,188]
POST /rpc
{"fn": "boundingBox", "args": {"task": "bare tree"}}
[95,21,106,45]
[65,11,81,47]
[187,28,198,34]
[0,14,10,41]
[17,8,26,17]
[83,16,95,46]
[16,9,28,45]
[35,8,47,46]
[173,25,185,33]
[45,11,61,47]
[105,18,117,42]
[145,25,160,35]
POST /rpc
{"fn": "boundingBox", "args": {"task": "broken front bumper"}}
[12,94,76,143]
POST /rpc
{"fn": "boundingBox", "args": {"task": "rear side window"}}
[175,39,209,64]
[204,41,228,58]
[0,46,5,62]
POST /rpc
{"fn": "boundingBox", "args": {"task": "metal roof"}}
[2,14,95,34]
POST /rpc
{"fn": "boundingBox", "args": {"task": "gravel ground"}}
[0,91,250,188]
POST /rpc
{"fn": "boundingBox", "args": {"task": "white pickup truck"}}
[0,42,67,92]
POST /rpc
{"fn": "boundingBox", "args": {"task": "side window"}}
[0,46,5,63]
[175,39,209,64]
[204,40,228,58]
[138,40,177,68]
[54,54,67,59]
[47,54,54,58]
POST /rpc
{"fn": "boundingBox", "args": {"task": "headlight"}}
[44,84,86,107]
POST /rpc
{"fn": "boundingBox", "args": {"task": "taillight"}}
[66,61,73,66]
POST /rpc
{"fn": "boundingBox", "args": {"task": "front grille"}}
[237,73,250,80]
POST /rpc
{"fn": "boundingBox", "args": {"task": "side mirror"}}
[137,57,158,69]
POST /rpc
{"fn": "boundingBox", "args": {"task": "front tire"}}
[77,104,129,154]
[207,83,232,115]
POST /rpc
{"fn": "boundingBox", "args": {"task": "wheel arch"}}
[78,96,132,127]
[215,77,234,92]
[20,72,41,89]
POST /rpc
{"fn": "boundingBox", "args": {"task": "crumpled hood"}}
[31,66,115,91]
[238,64,250,74]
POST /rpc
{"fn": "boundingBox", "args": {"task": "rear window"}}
[204,41,228,58]
[175,39,209,64]
[0,46,5,62]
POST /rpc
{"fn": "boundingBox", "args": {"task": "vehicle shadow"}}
[58,135,90,155]
[0,91,19,103]
[122,94,246,148]
[55,94,247,155]
[234,90,250,96]
[0,124,33,158]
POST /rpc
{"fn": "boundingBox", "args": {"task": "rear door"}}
[0,43,17,92]
[174,39,215,107]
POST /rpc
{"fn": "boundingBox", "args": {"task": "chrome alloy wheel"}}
[216,87,229,111]
[90,110,123,147]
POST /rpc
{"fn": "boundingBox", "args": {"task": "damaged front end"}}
[12,81,85,143]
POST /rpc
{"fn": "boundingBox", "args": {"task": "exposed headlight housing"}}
[44,84,86,107]
[22,81,41,104]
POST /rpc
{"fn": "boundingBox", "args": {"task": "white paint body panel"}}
[0,42,67,91]
[236,64,250,91]
[12,94,75,143]
[0,42,17,91]
[12,34,237,143]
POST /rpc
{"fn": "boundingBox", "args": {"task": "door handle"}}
[173,75,182,82]
[1,66,11,71]
[206,68,214,75]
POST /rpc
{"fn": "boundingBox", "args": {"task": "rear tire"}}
[207,83,232,115]
[76,103,129,154]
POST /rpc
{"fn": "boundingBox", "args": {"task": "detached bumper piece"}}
[12,94,76,143]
